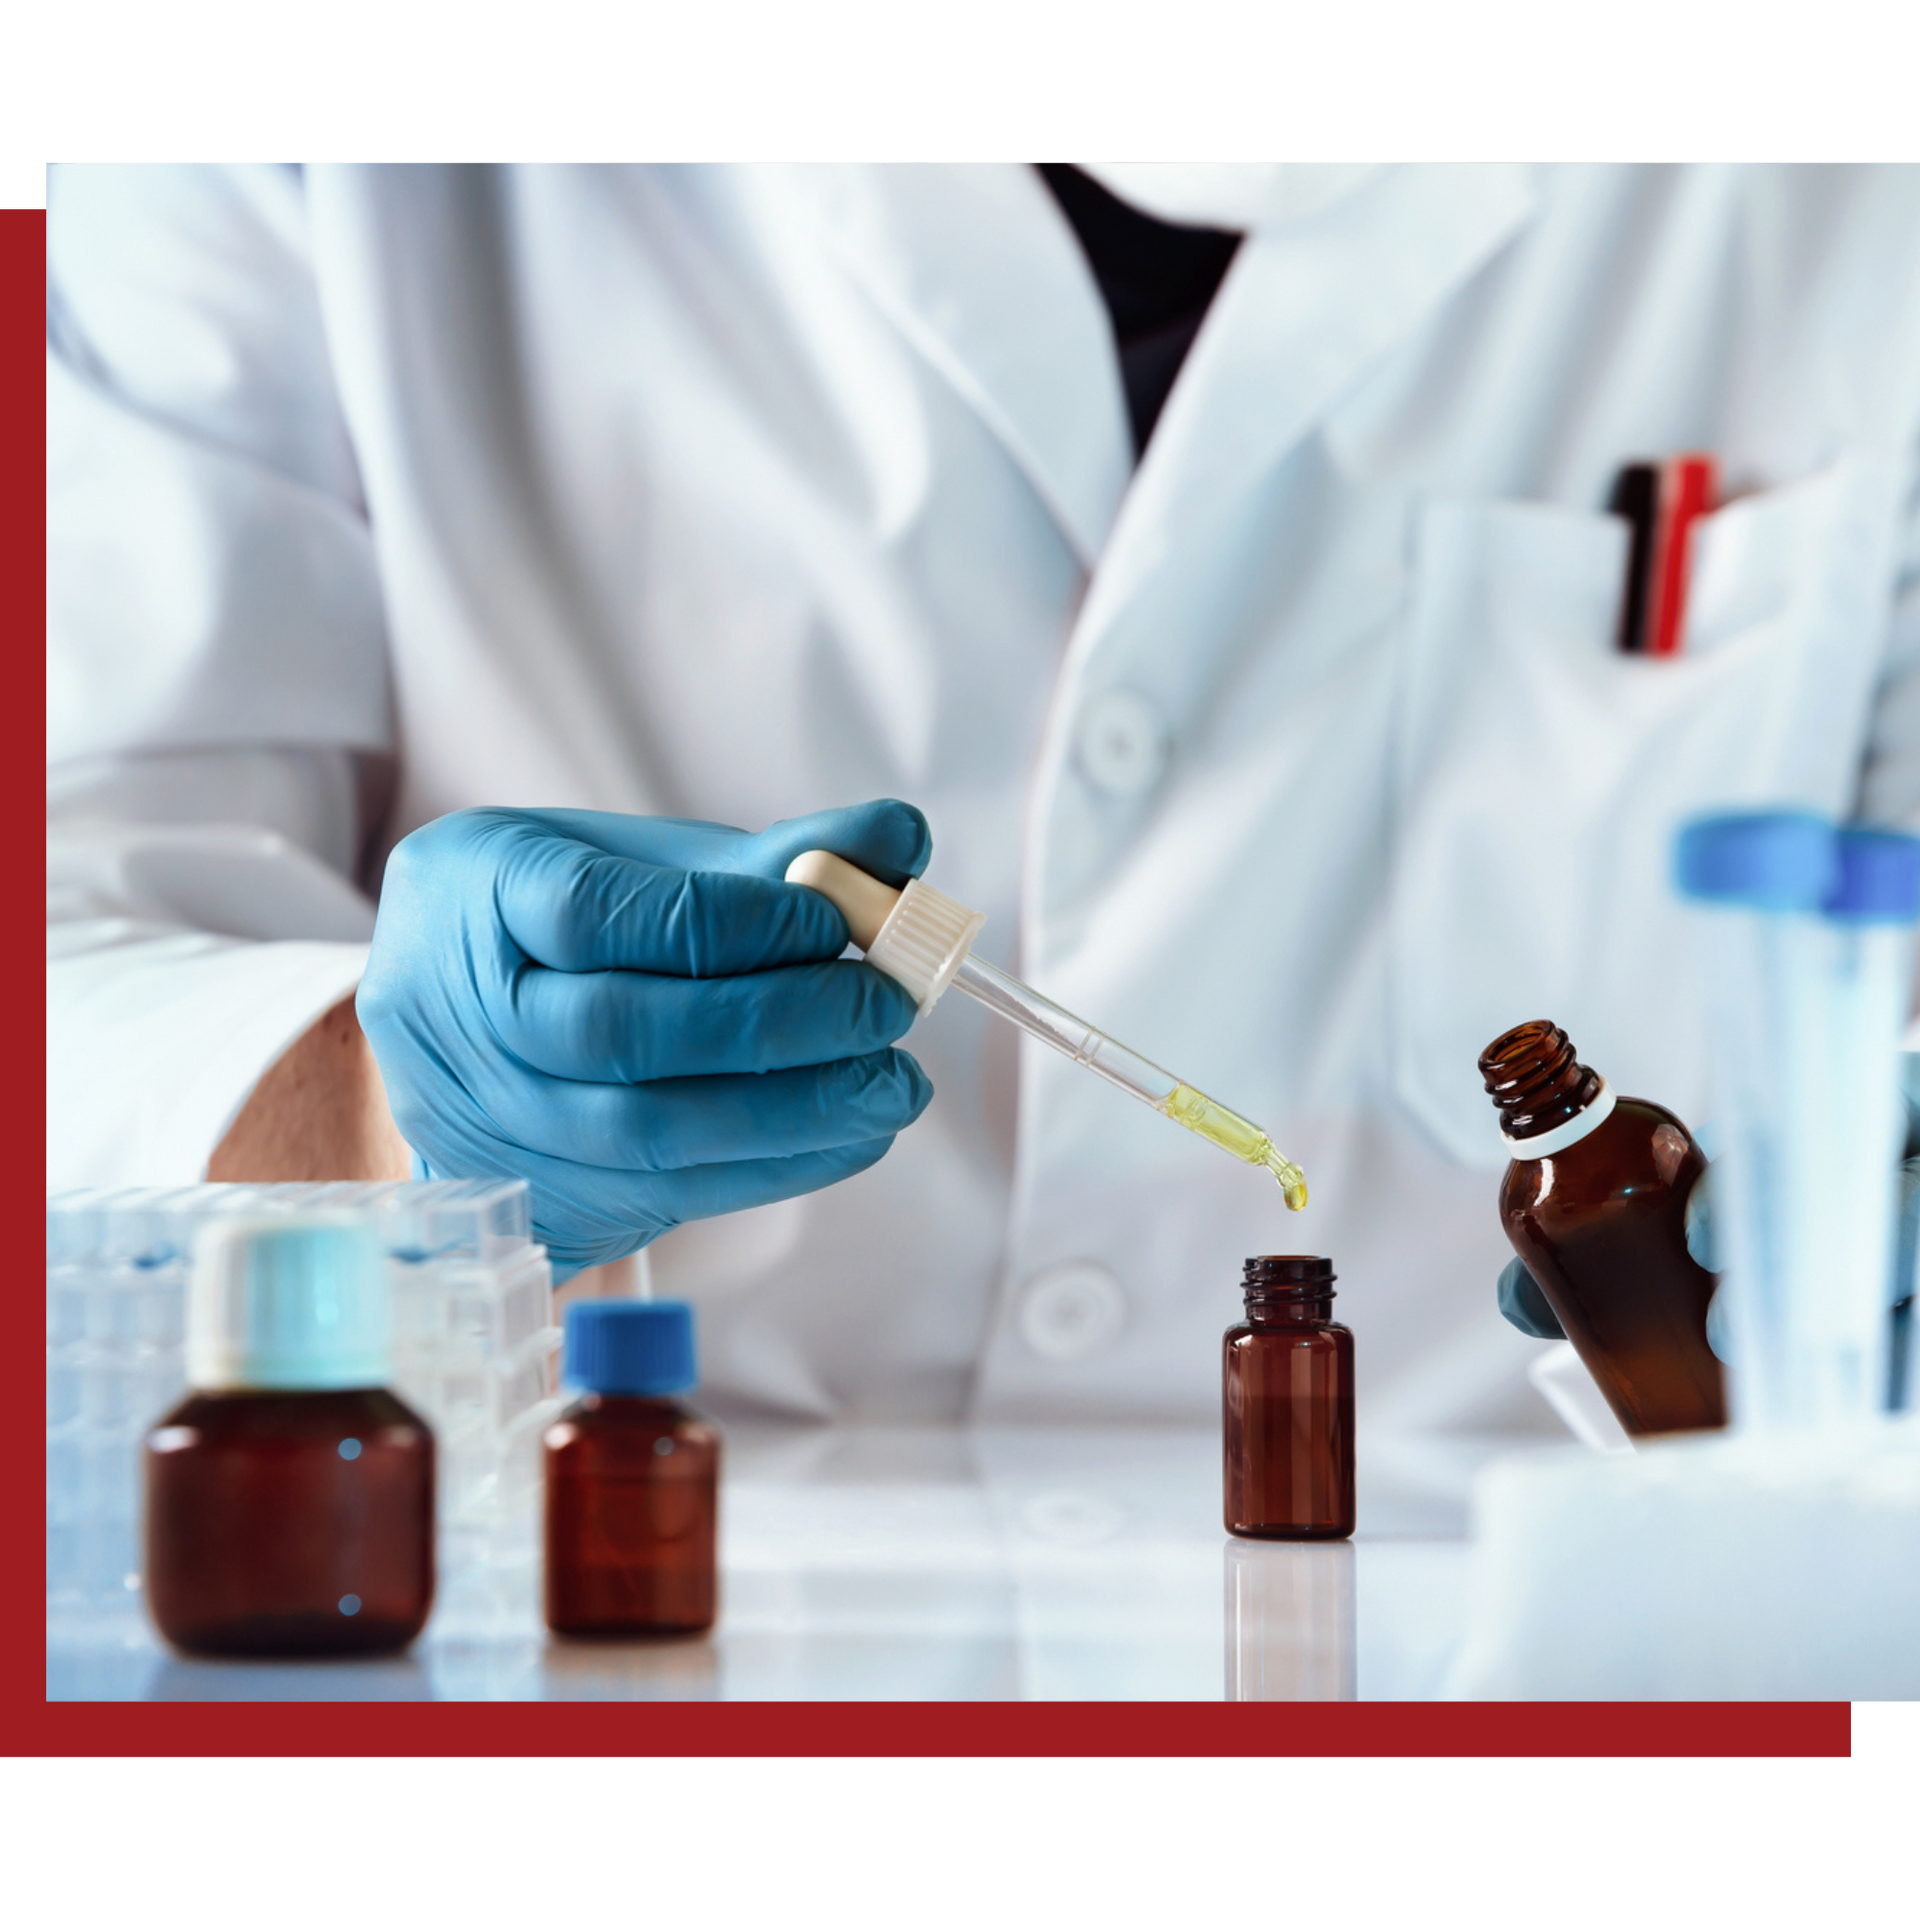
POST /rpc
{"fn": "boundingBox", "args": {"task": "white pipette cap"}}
[784,851,987,1011]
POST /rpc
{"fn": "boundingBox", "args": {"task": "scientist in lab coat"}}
[47,164,1920,1445]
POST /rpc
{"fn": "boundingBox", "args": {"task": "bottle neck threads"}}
[1478,1019,1602,1144]
[1242,1256,1336,1323]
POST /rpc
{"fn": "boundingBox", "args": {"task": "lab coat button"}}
[1017,1262,1127,1360]
[1076,690,1168,796]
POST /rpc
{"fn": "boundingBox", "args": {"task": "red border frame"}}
[20,1701,1850,1757]
[8,197,1852,1759]
[9,200,56,1755]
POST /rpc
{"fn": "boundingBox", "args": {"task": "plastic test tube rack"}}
[45,1180,562,1645]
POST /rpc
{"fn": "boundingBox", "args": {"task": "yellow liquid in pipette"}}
[1161,1083,1309,1210]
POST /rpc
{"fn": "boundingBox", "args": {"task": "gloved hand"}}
[358,799,935,1275]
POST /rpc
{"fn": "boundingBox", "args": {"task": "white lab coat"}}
[47,163,1920,1446]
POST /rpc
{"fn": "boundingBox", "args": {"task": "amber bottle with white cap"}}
[1482,1019,1725,1436]
[142,1217,435,1656]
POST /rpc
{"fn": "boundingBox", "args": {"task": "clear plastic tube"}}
[1817,916,1912,1418]
[949,953,1308,1209]
[1682,818,1920,1429]
[1690,906,1829,1430]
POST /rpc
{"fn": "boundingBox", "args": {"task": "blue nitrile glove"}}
[357,800,934,1276]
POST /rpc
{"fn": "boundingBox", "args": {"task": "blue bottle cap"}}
[564,1299,698,1397]
[187,1217,391,1391]
[1673,811,1836,911]
[1824,827,1920,924]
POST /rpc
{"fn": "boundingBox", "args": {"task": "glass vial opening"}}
[1242,1254,1336,1311]
[1479,1019,1603,1142]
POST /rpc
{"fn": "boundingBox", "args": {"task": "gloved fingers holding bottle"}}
[1498,1160,1728,1348]
[1677,1162,1740,1363]
[1496,1143,1920,1377]
[1495,1257,1568,1340]
[357,799,935,1274]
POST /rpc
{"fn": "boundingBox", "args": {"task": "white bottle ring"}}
[1504,1078,1617,1160]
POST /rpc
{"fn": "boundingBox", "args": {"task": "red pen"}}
[1611,453,1717,656]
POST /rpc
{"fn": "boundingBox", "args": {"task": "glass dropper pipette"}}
[785,851,1308,1209]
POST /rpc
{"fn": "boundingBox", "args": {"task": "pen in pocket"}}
[1610,454,1718,656]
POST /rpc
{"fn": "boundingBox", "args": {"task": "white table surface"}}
[46,1424,1542,1703]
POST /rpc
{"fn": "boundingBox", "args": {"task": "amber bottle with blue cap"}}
[143,1218,435,1656]
[544,1300,719,1636]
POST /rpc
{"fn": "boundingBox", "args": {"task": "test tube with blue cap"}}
[1676,811,1920,1429]
[1813,827,1920,1421]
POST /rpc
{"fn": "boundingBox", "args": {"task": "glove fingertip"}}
[1684,1167,1721,1273]
[862,966,922,1043]
[848,1044,934,1132]
[896,1045,935,1114]
[828,798,932,887]
[1497,1256,1566,1339]
[833,1131,897,1177]
[747,800,932,891]
[1705,1287,1735,1365]
[882,799,934,880]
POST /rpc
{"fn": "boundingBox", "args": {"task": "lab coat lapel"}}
[787,164,1134,570]
[1083,164,1543,624]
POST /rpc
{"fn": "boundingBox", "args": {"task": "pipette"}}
[786,851,1308,1209]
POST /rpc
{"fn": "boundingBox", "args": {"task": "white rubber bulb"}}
[782,850,901,951]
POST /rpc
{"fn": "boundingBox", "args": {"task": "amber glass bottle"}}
[1223,1256,1355,1540]
[146,1388,434,1656]
[544,1300,719,1637]
[144,1219,434,1657]
[1481,1019,1725,1435]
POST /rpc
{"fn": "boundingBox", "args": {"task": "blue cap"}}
[1673,811,1836,911]
[1824,828,1920,923]
[564,1299,697,1397]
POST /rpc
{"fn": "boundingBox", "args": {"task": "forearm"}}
[208,994,411,1181]
[213,1001,643,1308]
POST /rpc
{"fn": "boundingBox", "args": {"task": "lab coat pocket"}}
[1389,454,1903,1169]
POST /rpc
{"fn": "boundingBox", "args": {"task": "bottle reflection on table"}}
[1224,1538,1356,1701]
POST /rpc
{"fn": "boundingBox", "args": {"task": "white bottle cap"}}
[186,1216,392,1390]
[784,850,987,1011]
